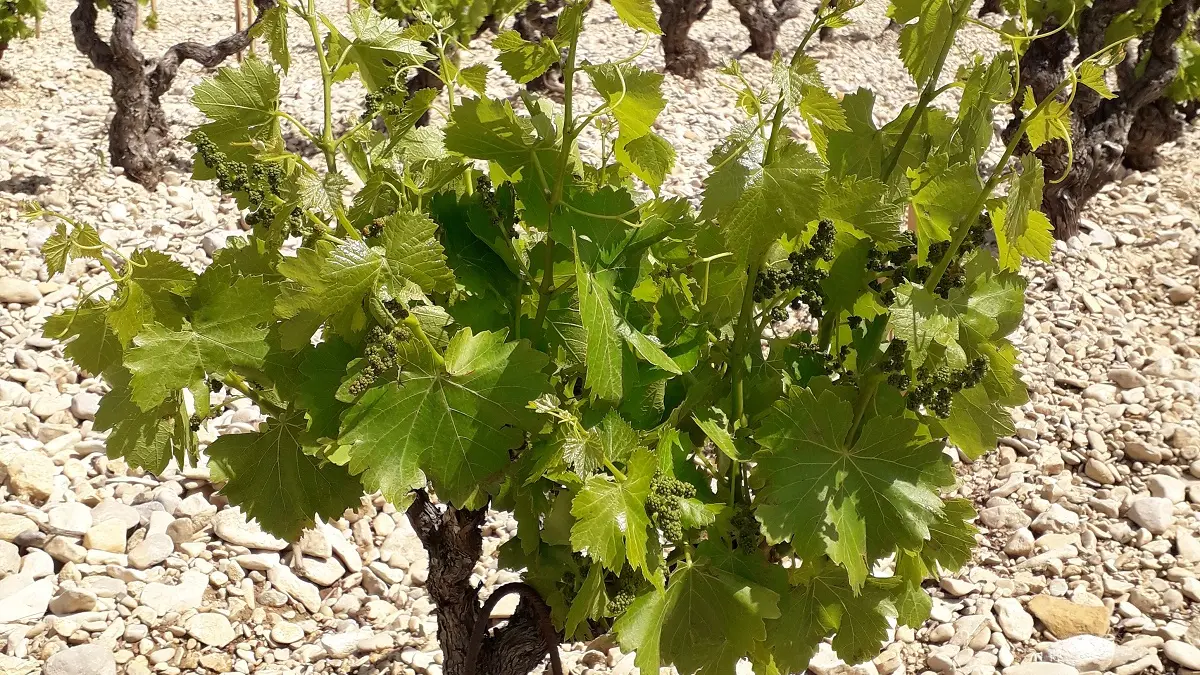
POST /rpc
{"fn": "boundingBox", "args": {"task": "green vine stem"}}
[925,75,1074,290]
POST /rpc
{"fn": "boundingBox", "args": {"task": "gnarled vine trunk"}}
[0,42,10,83]
[406,490,559,675]
[728,0,802,59]
[977,0,1003,17]
[70,0,275,187]
[1009,0,1197,239]
[658,0,712,77]
[1124,96,1186,170]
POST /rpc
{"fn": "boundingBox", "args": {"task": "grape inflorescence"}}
[754,220,836,320]
[344,326,405,397]
[361,84,404,123]
[906,356,989,417]
[646,472,695,542]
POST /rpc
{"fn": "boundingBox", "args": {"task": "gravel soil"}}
[1,1,1199,674]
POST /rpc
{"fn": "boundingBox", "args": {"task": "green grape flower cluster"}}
[360,84,403,122]
[753,220,836,318]
[731,506,762,550]
[646,472,695,542]
[345,326,403,397]
[906,357,989,417]
[362,218,386,239]
[883,338,912,391]
[192,131,283,209]
[605,568,642,615]
[476,174,518,238]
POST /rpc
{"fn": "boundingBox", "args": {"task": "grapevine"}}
[35,0,1086,671]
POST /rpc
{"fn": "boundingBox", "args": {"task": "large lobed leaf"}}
[339,328,551,508]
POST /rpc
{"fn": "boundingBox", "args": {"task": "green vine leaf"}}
[344,9,433,90]
[494,31,560,85]
[609,0,662,34]
[208,413,362,540]
[249,4,290,74]
[570,448,655,575]
[702,139,825,267]
[126,275,277,410]
[575,249,624,402]
[42,221,103,277]
[993,154,1054,270]
[339,328,550,509]
[614,546,781,675]
[754,388,955,588]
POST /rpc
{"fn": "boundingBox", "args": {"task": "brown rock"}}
[1027,595,1110,638]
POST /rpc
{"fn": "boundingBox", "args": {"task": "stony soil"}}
[0,1,1199,675]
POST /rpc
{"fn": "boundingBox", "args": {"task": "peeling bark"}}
[406,490,560,675]
[658,0,712,77]
[70,0,276,187]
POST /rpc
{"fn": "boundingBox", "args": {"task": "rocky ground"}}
[0,0,1199,674]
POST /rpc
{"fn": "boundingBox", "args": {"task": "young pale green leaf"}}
[994,154,1054,269]
[956,55,1010,161]
[379,211,456,294]
[564,564,609,638]
[947,251,1027,344]
[444,97,552,174]
[610,0,662,34]
[344,9,433,90]
[893,553,934,628]
[584,63,666,140]
[276,240,383,323]
[555,0,589,44]
[774,53,850,133]
[910,161,981,261]
[348,170,403,228]
[192,56,279,126]
[1077,61,1116,99]
[94,369,190,474]
[126,274,276,410]
[754,388,954,588]
[612,586,667,675]
[105,251,196,344]
[820,176,907,249]
[493,31,560,85]
[888,283,963,369]
[614,551,781,675]
[943,386,1014,460]
[570,449,655,575]
[898,0,955,86]
[693,413,740,460]
[618,320,682,375]
[339,329,550,509]
[822,90,886,178]
[1020,87,1072,150]
[42,222,103,277]
[615,131,675,191]
[249,4,290,74]
[457,63,490,96]
[575,250,624,402]
[43,302,122,377]
[208,414,362,541]
[297,170,350,215]
[702,140,825,267]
